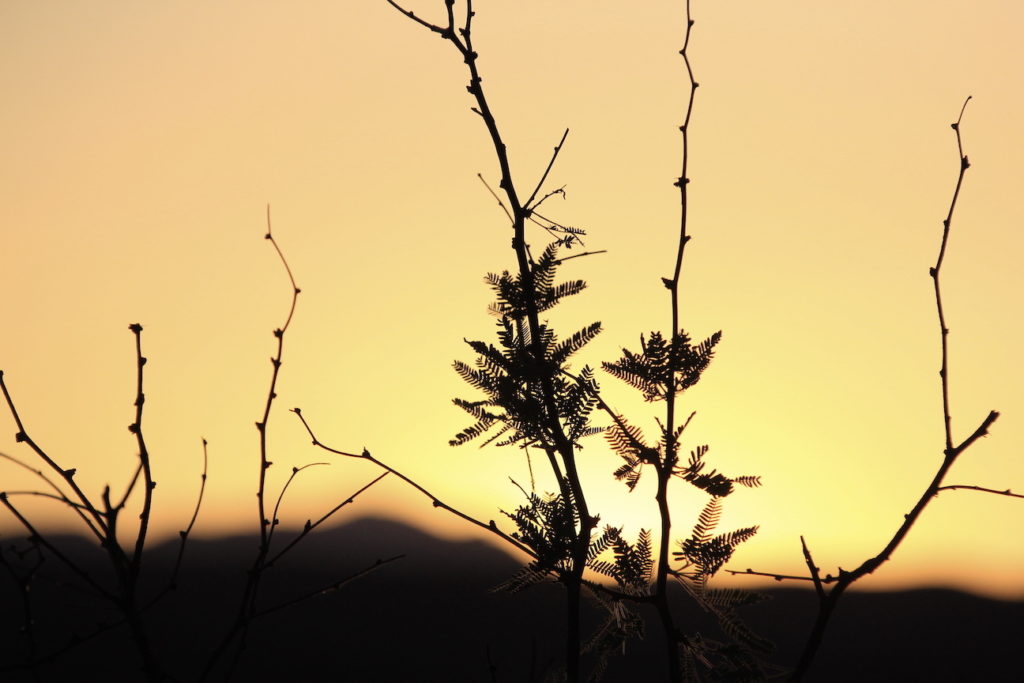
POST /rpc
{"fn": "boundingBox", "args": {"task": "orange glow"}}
[1,1,1022,599]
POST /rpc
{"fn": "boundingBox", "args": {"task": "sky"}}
[1,1,1022,598]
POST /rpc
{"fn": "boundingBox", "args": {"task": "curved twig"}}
[935,484,1024,499]
[787,98,1002,682]
[292,407,537,560]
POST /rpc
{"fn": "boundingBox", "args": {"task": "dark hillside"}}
[1,518,1020,681]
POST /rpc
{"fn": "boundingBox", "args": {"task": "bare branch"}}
[265,471,390,569]
[788,99,1002,683]
[386,0,453,38]
[552,250,608,266]
[0,494,115,601]
[524,128,570,212]
[251,555,404,620]
[293,407,537,560]
[477,173,513,224]
[266,462,329,550]
[169,438,210,586]
[257,205,302,547]
[127,323,155,574]
[0,373,108,537]
[936,483,1024,499]
[800,536,825,600]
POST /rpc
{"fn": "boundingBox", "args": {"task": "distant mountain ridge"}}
[1,516,1021,681]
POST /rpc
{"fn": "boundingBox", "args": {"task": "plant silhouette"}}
[1,2,1020,682]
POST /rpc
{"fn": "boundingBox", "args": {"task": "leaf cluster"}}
[586,526,654,597]
[605,423,761,499]
[675,499,758,584]
[603,330,720,402]
[662,501,772,681]
[675,445,761,499]
[450,244,603,450]
[496,489,579,592]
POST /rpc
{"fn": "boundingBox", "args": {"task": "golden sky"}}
[2,1,1022,598]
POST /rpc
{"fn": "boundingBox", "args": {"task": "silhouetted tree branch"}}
[0,324,180,681]
[385,2,602,679]
[201,209,392,682]
[727,99,1010,682]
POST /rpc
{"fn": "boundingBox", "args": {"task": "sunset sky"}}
[2,1,1022,599]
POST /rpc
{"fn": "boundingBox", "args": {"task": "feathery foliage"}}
[603,330,721,402]
[451,245,604,451]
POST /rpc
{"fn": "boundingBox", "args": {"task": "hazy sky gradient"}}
[2,1,1022,597]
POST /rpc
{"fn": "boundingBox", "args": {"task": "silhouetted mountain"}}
[1,517,1020,681]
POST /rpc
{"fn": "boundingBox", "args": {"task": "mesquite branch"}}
[0,326,175,680]
[202,210,391,681]
[386,2,599,680]
[293,408,537,560]
[773,99,1003,682]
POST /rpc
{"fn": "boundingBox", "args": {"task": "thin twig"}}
[477,173,513,224]
[0,373,109,539]
[799,536,825,601]
[724,567,828,583]
[127,323,155,574]
[787,98,1003,683]
[552,250,607,266]
[0,494,114,600]
[250,555,404,619]
[169,438,210,586]
[524,128,570,212]
[529,188,567,214]
[0,451,106,539]
[264,472,389,569]
[266,462,329,550]
[935,484,1024,499]
[257,205,302,548]
[293,407,537,560]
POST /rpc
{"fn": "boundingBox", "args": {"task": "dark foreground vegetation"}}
[1,517,1020,683]
[2,1,1019,681]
